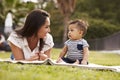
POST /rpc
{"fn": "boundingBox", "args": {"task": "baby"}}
[57,19,89,65]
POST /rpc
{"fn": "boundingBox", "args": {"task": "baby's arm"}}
[81,47,89,65]
[56,45,68,63]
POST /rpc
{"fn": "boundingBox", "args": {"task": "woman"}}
[8,9,54,61]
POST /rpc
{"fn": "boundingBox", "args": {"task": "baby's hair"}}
[69,19,89,36]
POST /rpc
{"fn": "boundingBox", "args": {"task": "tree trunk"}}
[57,0,76,43]
[63,16,69,43]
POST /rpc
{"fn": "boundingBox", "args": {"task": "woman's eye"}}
[45,26,49,28]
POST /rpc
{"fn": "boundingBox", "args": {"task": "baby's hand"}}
[56,58,63,63]
[81,60,87,65]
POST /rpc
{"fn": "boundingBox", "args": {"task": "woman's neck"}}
[27,36,39,51]
[27,36,38,42]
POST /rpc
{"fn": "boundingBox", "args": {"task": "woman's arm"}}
[39,33,54,60]
[44,48,51,58]
[9,42,24,60]
[9,42,39,61]
[81,47,89,64]
[39,48,52,60]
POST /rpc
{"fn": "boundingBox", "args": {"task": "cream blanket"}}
[0,58,120,73]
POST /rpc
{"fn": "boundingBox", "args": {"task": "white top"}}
[0,34,5,44]
[7,31,54,59]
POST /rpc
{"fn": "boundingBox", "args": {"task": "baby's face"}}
[68,24,83,40]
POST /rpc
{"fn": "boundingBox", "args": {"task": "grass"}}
[0,48,120,80]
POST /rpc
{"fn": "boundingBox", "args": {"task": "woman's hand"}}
[27,53,40,61]
[39,51,48,61]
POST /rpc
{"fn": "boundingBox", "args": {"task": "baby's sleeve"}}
[82,39,89,48]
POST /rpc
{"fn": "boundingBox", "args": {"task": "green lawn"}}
[0,48,120,80]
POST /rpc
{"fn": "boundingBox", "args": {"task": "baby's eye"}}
[68,29,74,32]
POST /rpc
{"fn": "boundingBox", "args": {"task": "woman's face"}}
[37,17,50,38]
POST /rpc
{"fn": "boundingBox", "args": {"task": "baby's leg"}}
[73,59,79,64]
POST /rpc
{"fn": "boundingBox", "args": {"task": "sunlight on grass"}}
[0,51,11,58]
[0,63,120,80]
[89,51,120,65]
[0,48,120,65]
[0,48,120,80]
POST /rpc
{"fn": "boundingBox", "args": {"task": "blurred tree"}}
[0,0,20,26]
[57,0,76,43]
[0,0,35,27]
[45,0,120,46]
[72,0,120,39]
[37,0,50,9]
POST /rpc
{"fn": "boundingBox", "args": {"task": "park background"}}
[0,0,120,51]
[0,0,120,80]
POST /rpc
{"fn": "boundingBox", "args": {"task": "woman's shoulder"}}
[44,33,53,41]
[8,31,23,42]
[7,31,24,49]
[46,33,52,39]
[10,31,19,37]
[42,33,54,51]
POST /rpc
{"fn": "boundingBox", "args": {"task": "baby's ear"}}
[79,30,83,35]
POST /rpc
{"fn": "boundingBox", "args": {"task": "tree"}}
[0,0,20,26]
[57,0,76,43]
[0,0,35,27]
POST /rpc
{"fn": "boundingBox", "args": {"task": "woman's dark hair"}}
[16,9,50,51]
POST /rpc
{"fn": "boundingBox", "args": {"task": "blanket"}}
[0,58,120,73]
